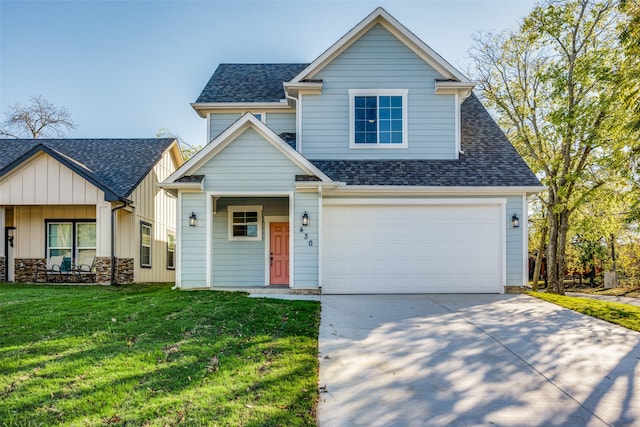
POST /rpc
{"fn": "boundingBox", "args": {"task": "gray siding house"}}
[161,8,542,294]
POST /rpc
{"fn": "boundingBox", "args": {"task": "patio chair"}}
[74,255,96,283]
[34,255,65,282]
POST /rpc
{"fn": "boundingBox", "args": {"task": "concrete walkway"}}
[567,292,640,307]
[318,294,640,426]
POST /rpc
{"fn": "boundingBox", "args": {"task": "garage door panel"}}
[322,202,504,294]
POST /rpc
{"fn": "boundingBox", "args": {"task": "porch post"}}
[0,207,5,281]
[95,201,112,283]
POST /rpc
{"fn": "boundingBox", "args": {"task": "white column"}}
[96,201,112,258]
[0,207,5,258]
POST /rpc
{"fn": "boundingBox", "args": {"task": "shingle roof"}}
[195,63,309,103]
[0,138,176,200]
[310,94,541,187]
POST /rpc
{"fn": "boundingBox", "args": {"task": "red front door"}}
[270,222,289,285]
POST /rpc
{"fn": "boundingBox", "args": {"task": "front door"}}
[269,222,289,285]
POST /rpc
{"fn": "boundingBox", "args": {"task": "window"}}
[46,220,96,266]
[228,206,263,241]
[349,89,408,148]
[167,233,175,270]
[140,222,152,268]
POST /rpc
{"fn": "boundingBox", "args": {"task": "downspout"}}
[285,92,300,152]
[111,198,131,285]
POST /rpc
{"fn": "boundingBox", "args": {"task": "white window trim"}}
[349,89,408,149]
[228,205,263,241]
[166,232,175,270]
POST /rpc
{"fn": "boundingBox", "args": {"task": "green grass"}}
[529,291,640,332]
[0,284,320,426]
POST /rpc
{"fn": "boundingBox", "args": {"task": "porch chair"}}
[34,255,65,283]
[74,255,96,283]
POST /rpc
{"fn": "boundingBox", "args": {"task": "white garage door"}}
[321,200,504,294]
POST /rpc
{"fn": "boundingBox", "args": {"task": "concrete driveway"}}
[318,294,640,426]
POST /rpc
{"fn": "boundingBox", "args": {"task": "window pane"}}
[247,225,258,237]
[379,120,390,132]
[48,223,72,248]
[141,247,151,266]
[77,249,96,266]
[233,225,247,236]
[379,96,390,108]
[50,248,72,258]
[390,96,402,108]
[391,107,402,120]
[77,223,96,248]
[167,234,175,251]
[354,97,365,108]
[246,212,258,223]
[379,132,391,144]
[365,96,377,109]
[391,132,403,143]
[391,119,403,131]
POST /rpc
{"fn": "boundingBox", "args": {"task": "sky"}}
[0,0,536,148]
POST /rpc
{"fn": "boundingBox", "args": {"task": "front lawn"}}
[529,291,640,332]
[0,284,320,426]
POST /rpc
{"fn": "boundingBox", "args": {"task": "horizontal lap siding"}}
[180,193,207,288]
[506,195,525,285]
[212,198,288,287]
[301,24,456,160]
[265,112,296,135]
[198,128,306,193]
[209,113,241,141]
[294,192,318,288]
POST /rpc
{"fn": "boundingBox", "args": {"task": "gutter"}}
[111,198,132,285]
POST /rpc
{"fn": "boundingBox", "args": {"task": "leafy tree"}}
[0,95,76,138]
[156,128,202,161]
[471,0,635,294]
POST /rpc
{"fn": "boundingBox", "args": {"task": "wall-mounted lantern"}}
[189,212,198,227]
[302,211,309,227]
[511,213,520,228]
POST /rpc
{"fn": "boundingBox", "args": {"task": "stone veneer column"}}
[95,257,134,284]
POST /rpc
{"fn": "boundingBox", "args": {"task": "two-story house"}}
[160,7,542,294]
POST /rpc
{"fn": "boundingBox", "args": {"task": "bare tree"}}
[0,95,77,139]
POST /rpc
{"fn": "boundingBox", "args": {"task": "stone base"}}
[95,257,134,284]
[0,256,5,282]
[505,286,525,294]
[15,258,46,283]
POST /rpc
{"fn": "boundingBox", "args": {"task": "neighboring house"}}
[0,138,182,284]
[160,8,543,294]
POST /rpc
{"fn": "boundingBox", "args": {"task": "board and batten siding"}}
[198,128,307,193]
[300,24,457,160]
[13,205,96,259]
[0,153,102,205]
[209,113,296,143]
[123,148,178,283]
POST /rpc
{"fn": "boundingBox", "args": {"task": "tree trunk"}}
[532,222,548,292]
[546,206,570,295]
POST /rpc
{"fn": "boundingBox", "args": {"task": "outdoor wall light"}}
[302,211,309,227]
[512,213,520,228]
[189,212,198,227]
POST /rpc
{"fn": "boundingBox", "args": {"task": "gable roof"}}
[162,113,332,186]
[0,138,179,201]
[195,63,308,104]
[290,7,472,84]
[310,94,541,188]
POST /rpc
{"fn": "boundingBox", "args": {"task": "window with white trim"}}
[349,89,408,148]
[140,222,152,268]
[228,206,263,241]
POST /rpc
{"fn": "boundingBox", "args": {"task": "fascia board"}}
[191,101,291,118]
[290,7,470,83]
[324,185,546,196]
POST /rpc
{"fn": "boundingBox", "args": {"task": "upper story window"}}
[140,222,152,268]
[228,206,263,241]
[349,89,408,148]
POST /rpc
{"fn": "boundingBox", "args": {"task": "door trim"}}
[264,216,289,287]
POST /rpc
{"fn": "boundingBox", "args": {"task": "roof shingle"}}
[0,138,176,199]
[195,63,308,103]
